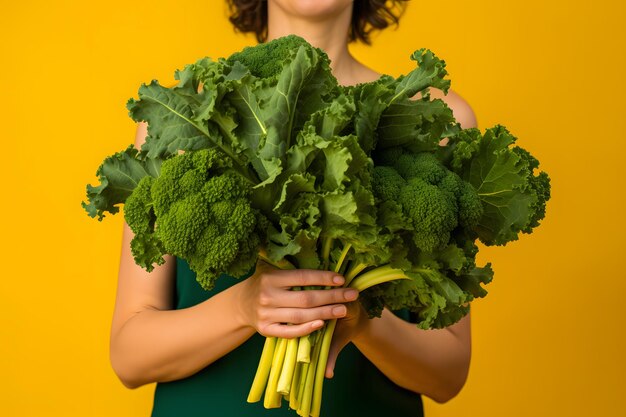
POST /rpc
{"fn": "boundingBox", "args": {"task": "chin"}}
[270,0,353,20]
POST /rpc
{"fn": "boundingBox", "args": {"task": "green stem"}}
[296,333,312,363]
[321,237,333,270]
[277,337,299,395]
[338,259,349,276]
[289,361,303,410]
[333,243,352,274]
[349,265,410,292]
[352,264,397,280]
[295,361,309,414]
[344,262,368,286]
[311,319,337,417]
[296,330,321,411]
[351,272,409,292]
[247,337,277,403]
[298,328,323,417]
[264,337,287,409]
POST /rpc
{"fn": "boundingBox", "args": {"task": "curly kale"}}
[124,176,165,271]
[447,125,551,245]
[513,146,551,233]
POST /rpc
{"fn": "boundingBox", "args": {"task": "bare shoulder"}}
[429,88,478,129]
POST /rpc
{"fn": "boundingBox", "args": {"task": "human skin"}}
[110,0,476,404]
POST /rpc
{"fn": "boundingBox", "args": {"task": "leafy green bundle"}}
[83,35,550,416]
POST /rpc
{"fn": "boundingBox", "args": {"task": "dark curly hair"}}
[227,1,408,44]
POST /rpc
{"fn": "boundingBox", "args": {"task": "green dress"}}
[151,259,424,417]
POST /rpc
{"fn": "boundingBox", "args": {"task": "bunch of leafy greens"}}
[82,35,550,416]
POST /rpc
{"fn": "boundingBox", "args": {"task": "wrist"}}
[229,278,257,332]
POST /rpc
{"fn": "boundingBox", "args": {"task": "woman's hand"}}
[325,300,368,378]
[237,261,359,339]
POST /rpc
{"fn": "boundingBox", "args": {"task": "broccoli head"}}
[147,148,266,290]
[399,178,458,252]
[226,35,323,79]
[372,148,483,252]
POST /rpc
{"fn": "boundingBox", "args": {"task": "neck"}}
[266,2,355,81]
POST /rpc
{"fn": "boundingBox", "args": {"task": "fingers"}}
[260,320,325,339]
[270,268,346,288]
[255,304,347,338]
[325,302,365,379]
[256,267,358,308]
[271,305,348,325]
[325,330,348,379]
[280,288,358,308]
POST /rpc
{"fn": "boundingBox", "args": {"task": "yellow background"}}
[1,0,624,416]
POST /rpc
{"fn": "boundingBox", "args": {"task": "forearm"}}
[110,281,254,388]
[352,308,471,403]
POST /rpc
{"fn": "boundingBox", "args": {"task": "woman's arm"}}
[110,123,357,389]
[353,308,470,403]
[110,230,255,388]
[324,301,470,404]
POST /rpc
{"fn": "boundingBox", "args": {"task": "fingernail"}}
[312,320,324,329]
[345,289,358,301]
[333,276,345,285]
[332,305,347,316]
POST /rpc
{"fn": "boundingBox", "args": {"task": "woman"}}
[110,1,476,416]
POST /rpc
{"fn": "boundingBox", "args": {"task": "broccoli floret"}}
[146,148,265,290]
[124,176,166,271]
[372,166,405,201]
[399,178,458,252]
[395,152,447,184]
[438,171,483,229]
[226,35,317,79]
[457,183,483,229]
